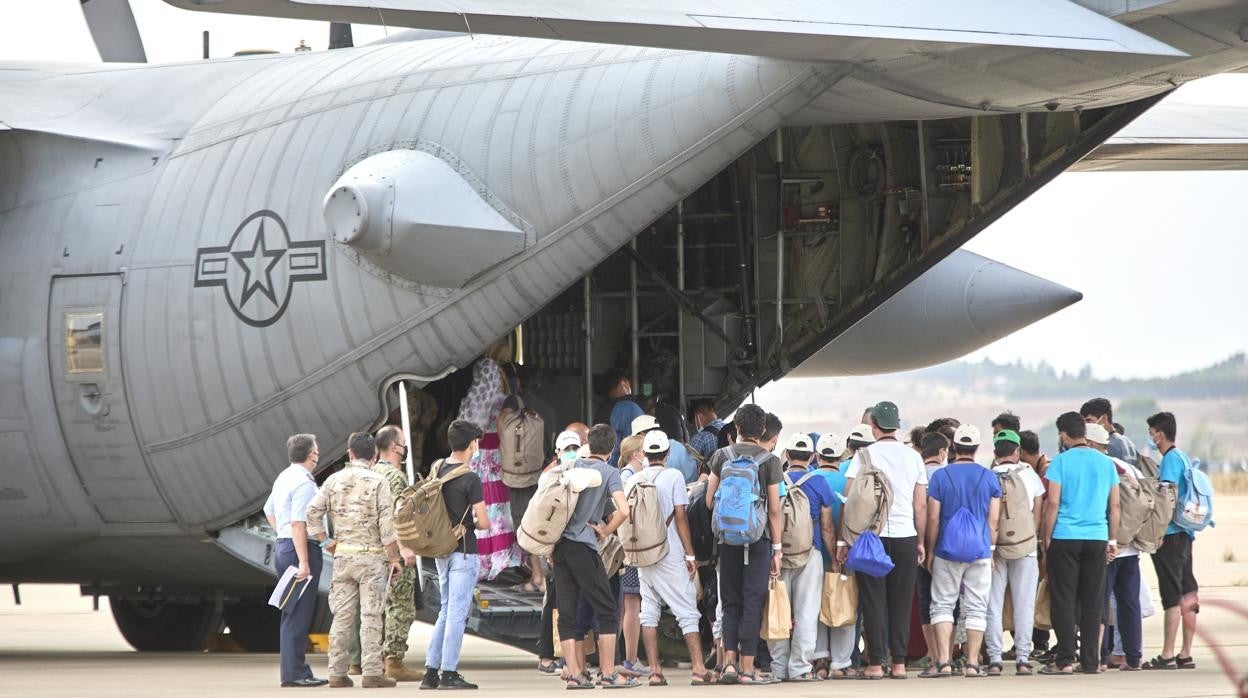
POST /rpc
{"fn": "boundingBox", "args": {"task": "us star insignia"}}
[193,210,326,327]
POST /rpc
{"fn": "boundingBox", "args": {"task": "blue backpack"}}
[712,448,767,546]
[935,468,990,563]
[845,530,894,578]
[1173,456,1215,533]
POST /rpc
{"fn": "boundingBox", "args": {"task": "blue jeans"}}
[427,553,478,671]
[1102,555,1142,667]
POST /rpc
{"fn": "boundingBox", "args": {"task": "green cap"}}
[871,401,900,430]
[994,429,1021,446]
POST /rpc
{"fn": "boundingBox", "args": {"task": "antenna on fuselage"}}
[329,23,353,50]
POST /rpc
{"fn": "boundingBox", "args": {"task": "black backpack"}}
[685,480,717,562]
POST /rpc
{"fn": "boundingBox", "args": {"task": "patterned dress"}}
[457,359,522,580]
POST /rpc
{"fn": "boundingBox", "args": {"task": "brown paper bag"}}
[552,609,562,657]
[1034,578,1052,631]
[761,578,791,641]
[819,571,858,628]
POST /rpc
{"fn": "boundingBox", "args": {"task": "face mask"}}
[559,450,579,463]
[397,445,408,461]
[470,449,481,463]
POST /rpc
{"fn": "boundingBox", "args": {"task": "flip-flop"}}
[689,672,714,686]
[648,674,667,687]
[828,668,854,680]
[717,664,739,685]
[1038,664,1074,676]
[1015,662,1034,676]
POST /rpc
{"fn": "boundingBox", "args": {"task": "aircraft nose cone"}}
[964,257,1083,342]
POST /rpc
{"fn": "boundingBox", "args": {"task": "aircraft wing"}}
[163,0,1183,59]
[1074,101,1248,171]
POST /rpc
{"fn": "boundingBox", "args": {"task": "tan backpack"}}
[498,396,547,488]
[1115,464,1154,547]
[780,471,816,569]
[618,468,675,568]
[394,460,473,557]
[1131,478,1176,553]
[517,460,581,556]
[995,467,1037,560]
[840,449,893,546]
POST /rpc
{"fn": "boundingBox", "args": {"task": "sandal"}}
[717,664,739,685]
[539,659,564,675]
[1176,655,1196,670]
[690,672,714,686]
[566,673,595,690]
[828,668,854,680]
[1143,654,1178,670]
[1016,661,1034,676]
[1039,663,1074,675]
[986,662,1003,677]
[964,664,986,678]
[812,659,829,680]
[599,673,641,689]
[737,672,777,685]
[919,663,945,679]
[648,674,667,687]
[784,673,817,682]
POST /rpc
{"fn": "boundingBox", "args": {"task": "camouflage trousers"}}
[329,553,386,677]
[346,563,417,663]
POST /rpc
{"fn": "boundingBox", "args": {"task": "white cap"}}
[630,414,660,436]
[556,430,582,450]
[1086,422,1111,445]
[642,430,670,454]
[784,432,814,452]
[847,424,876,444]
[953,424,982,447]
[816,433,846,458]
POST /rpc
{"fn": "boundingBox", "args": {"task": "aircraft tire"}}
[109,597,223,652]
[223,598,280,652]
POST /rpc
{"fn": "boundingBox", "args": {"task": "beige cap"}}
[784,432,814,452]
[847,424,876,444]
[555,430,582,450]
[816,433,846,458]
[630,414,659,436]
[643,430,670,454]
[1086,422,1111,445]
[953,424,982,447]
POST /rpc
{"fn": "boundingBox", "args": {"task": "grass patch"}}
[1210,472,1248,496]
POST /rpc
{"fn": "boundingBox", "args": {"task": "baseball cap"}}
[556,430,582,450]
[816,433,846,458]
[784,432,813,452]
[993,429,1021,446]
[953,424,981,447]
[1086,422,1111,445]
[871,401,900,430]
[642,430,670,454]
[630,414,660,436]
[847,424,876,444]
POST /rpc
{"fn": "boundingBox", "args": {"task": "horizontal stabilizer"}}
[164,0,1184,60]
[1075,101,1248,172]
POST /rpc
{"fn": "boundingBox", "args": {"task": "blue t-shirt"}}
[1045,446,1118,541]
[608,398,645,465]
[1159,447,1194,537]
[927,461,1001,561]
[813,465,847,563]
[666,442,700,485]
[783,467,834,554]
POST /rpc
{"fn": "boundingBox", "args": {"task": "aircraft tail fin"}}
[81,0,148,63]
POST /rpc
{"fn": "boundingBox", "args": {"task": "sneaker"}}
[618,660,651,677]
[420,668,440,690]
[438,672,478,690]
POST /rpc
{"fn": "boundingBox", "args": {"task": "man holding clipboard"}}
[263,434,329,688]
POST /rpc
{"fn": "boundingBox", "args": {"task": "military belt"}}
[335,544,385,554]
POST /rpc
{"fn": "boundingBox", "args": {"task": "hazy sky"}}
[4,1,1246,380]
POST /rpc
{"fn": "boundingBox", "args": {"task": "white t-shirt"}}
[627,465,690,564]
[1111,457,1142,557]
[992,461,1046,558]
[846,439,927,538]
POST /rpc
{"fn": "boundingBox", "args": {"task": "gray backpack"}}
[995,468,1037,560]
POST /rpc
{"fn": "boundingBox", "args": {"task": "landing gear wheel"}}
[224,598,281,652]
[109,597,222,651]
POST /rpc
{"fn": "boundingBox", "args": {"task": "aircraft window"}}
[66,312,105,374]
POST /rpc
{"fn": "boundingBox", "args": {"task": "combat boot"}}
[385,656,424,681]
[362,675,397,688]
[328,676,353,688]
[348,664,363,676]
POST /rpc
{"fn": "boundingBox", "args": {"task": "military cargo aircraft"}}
[2,0,1247,653]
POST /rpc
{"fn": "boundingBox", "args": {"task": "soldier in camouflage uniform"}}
[372,425,422,681]
[306,432,403,689]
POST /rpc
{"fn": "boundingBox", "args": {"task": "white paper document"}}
[268,565,310,609]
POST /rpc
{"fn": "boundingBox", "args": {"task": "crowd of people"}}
[263,368,1209,689]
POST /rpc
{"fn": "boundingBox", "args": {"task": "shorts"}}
[620,566,641,596]
[1152,533,1198,609]
[509,484,537,530]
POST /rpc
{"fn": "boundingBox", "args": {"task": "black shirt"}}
[440,460,484,555]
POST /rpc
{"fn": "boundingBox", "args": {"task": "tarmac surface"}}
[4,498,1248,697]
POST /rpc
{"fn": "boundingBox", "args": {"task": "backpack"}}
[394,460,472,558]
[1132,478,1176,553]
[498,396,546,488]
[685,480,716,561]
[711,447,767,546]
[840,449,893,547]
[780,471,816,569]
[517,460,582,556]
[1136,453,1161,479]
[1173,456,1215,533]
[618,468,675,567]
[844,530,894,578]
[1115,463,1154,547]
[934,468,990,563]
[995,467,1036,560]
